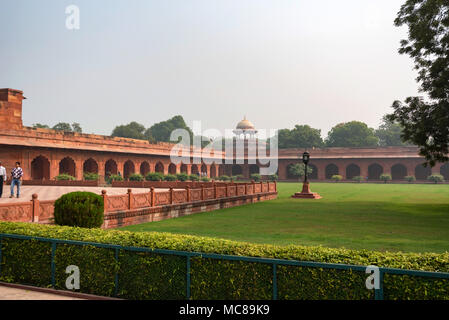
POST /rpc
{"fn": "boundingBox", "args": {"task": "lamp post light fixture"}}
[291,151,322,199]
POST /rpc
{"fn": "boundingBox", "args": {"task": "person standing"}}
[10,162,23,198]
[0,161,6,198]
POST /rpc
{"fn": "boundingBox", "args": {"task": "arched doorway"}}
[83,158,98,174]
[249,164,259,175]
[232,165,243,176]
[391,164,407,180]
[155,162,164,173]
[210,164,217,178]
[308,164,318,180]
[31,156,50,180]
[346,164,360,180]
[201,164,208,176]
[140,161,150,176]
[325,164,339,179]
[59,157,76,177]
[415,164,431,180]
[440,163,449,181]
[191,164,199,175]
[218,165,224,176]
[105,159,118,177]
[168,163,177,175]
[368,164,383,180]
[180,164,188,173]
[124,160,135,179]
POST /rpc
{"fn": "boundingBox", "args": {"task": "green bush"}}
[428,174,444,184]
[106,174,123,184]
[331,175,343,182]
[55,174,76,181]
[250,173,261,182]
[0,222,448,300]
[352,176,364,183]
[267,174,278,181]
[164,174,177,181]
[218,175,230,181]
[176,173,189,182]
[145,172,164,181]
[189,174,199,181]
[83,172,99,181]
[380,174,392,184]
[129,173,144,181]
[53,192,104,228]
[405,175,416,183]
[200,177,210,182]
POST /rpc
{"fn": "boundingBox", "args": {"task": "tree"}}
[52,122,73,132]
[145,115,194,143]
[32,123,50,129]
[276,125,324,149]
[387,0,449,165]
[288,163,313,179]
[375,116,412,147]
[326,121,379,147]
[72,122,82,133]
[111,122,146,140]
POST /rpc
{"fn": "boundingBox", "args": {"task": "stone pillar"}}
[31,194,39,222]
[75,159,83,180]
[102,190,108,212]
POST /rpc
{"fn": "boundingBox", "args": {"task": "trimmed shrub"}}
[176,173,189,182]
[189,174,199,181]
[83,172,99,181]
[428,174,444,184]
[405,175,416,183]
[267,174,278,182]
[200,177,210,182]
[0,221,448,300]
[380,174,392,184]
[55,174,75,181]
[146,172,164,181]
[251,173,261,182]
[164,174,177,181]
[352,176,364,183]
[218,175,230,181]
[331,175,343,182]
[129,173,144,181]
[53,192,104,228]
[106,174,123,184]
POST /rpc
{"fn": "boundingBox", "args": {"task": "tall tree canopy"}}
[326,121,379,147]
[375,116,413,147]
[387,0,449,165]
[276,125,324,149]
[111,122,146,140]
[145,115,194,143]
[52,122,82,133]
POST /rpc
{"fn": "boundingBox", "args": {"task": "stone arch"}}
[105,159,118,177]
[415,164,431,180]
[140,161,150,176]
[346,164,360,180]
[83,158,98,174]
[59,157,76,177]
[168,163,177,175]
[180,164,188,173]
[210,164,217,178]
[155,162,164,173]
[391,163,407,180]
[124,160,135,179]
[201,164,208,176]
[191,164,199,175]
[368,163,383,180]
[308,164,318,180]
[31,155,50,180]
[249,164,260,175]
[232,164,243,176]
[325,163,339,179]
[440,163,449,181]
[218,165,224,176]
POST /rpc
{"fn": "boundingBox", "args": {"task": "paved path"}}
[0,186,167,204]
[0,285,84,300]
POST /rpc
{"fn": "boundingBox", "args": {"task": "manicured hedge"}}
[0,222,448,300]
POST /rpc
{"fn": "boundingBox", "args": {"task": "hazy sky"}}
[0,0,419,139]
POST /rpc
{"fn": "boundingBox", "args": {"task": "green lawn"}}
[120,183,449,253]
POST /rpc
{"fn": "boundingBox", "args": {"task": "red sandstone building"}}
[1,88,448,182]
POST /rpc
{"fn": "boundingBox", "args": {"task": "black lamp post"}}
[302,151,310,183]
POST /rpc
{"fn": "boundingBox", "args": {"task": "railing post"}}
[251,180,255,193]
[225,183,229,197]
[101,190,108,212]
[169,187,174,204]
[31,193,40,222]
[201,186,205,200]
[274,181,277,192]
[150,187,155,207]
[185,186,190,202]
[245,183,248,195]
[127,189,133,210]
[260,181,263,193]
[214,183,217,199]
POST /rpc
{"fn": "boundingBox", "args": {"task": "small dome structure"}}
[236,118,255,130]
[233,116,258,138]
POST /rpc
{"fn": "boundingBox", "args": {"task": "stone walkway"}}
[0,285,84,300]
[0,186,165,204]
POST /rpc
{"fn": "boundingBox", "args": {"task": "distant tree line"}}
[33,122,82,133]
